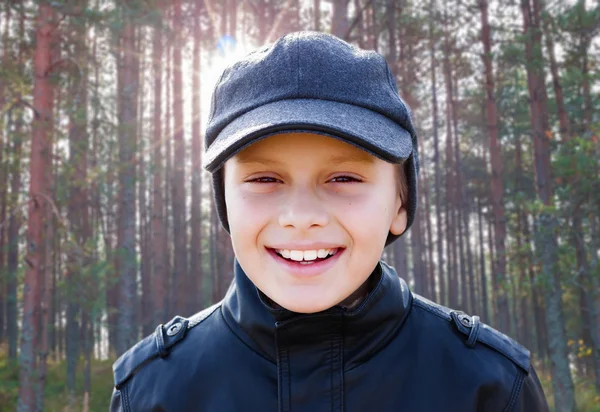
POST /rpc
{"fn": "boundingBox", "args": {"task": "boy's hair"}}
[396,163,409,208]
[203,31,420,245]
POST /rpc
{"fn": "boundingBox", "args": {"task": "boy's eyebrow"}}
[327,154,375,165]
[235,157,284,166]
[236,153,375,166]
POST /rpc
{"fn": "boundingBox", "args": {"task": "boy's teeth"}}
[290,250,304,261]
[303,250,318,261]
[276,248,337,261]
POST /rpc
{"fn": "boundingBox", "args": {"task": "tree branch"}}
[343,0,377,42]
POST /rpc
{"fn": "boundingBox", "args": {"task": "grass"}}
[537,368,600,412]
[0,349,114,412]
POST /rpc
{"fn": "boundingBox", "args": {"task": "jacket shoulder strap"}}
[412,295,530,374]
[450,309,531,373]
[112,303,220,389]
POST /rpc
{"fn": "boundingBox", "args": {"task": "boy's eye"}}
[244,175,362,184]
[246,176,280,183]
[329,175,362,183]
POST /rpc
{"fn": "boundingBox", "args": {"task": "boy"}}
[110,32,548,411]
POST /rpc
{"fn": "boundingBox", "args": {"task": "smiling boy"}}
[223,132,408,314]
[110,31,548,411]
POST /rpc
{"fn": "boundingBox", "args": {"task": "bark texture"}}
[521,0,575,409]
[115,8,139,356]
[478,0,509,333]
[18,3,56,410]
[171,0,189,315]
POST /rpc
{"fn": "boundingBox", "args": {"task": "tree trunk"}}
[256,0,268,44]
[422,167,436,301]
[6,0,25,361]
[38,138,57,411]
[541,12,570,140]
[220,0,228,36]
[514,133,531,350]
[105,7,122,356]
[442,4,457,309]
[18,3,56,410]
[451,74,467,312]
[136,29,153,336]
[314,0,320,31]
[368,2,377,50]
[211,197,221,303]
[429,0,445,306]
[50,207,59,362]
[573,207,599,383]
[190,0,204,312]
[152,3,168,325]
[524,212,548,360]
[0,1,10,348]
[521,0,575,409]
[486,202,496,325]
[115,7,139,356]
[81,309,92,412]
[88,0,100,363]
[478,0,509,333]
[577,1,592,135]
[477,197,489,322]
[387,0,408,282]
[386,0,396,75]
[228,0,237,37]
[353,0,365,47]
[65,3,91,403]
[411,176,425,295]
[589,214,600,392]
[172,0,188,315]
[164,20,173,317]
[7,115,22,361]
[460,175,475,313]
[331,0,349,38]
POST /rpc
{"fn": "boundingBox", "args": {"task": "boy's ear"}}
[389,205,408,236]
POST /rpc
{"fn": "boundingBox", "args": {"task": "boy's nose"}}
[277,188,329,230]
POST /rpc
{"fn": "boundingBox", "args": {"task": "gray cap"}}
[204,31,419,245]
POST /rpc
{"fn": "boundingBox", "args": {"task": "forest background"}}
[0,0,598,411]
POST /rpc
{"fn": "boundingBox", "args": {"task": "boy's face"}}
[223,132,407,313]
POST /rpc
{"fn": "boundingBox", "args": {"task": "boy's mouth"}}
[272,248,341,265]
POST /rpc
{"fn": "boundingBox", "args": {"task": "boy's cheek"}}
[228,205,269,236]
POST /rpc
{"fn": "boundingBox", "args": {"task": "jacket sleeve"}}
[515,364,549,412]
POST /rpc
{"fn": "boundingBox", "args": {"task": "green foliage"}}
[538,368,600,412]
[0,349,19,411]
[553,136,600,205]
[0,348,114,412]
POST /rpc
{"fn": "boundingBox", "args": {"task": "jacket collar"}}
[221,259,412,367]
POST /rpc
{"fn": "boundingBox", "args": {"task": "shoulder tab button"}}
[166,322,183,336]
[156,316,189,358]
[458,313,471,327]
[451,311,481,348]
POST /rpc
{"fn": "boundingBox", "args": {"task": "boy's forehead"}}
[232,132,377,165]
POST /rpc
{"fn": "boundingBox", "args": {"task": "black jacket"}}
[110,260,549,411]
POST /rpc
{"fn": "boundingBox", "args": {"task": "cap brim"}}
[204,98,413,172]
